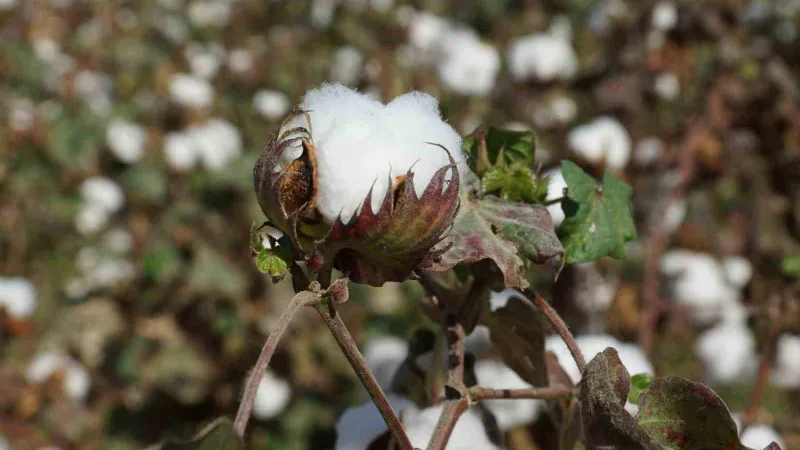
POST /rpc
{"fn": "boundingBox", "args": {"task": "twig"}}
[527,290,587,373]
[427,313,467,450]
[315,302,414,450]
[743,299,783,427]
[469,385,575,401]
[426,399,468,450]
[234,290,319,437]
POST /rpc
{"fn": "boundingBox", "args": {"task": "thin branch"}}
[426,399,468,450]
[527,290,587,373]
[315,302,414,450]
[469,385,575,401]
[743,298,783,427]
[427,315,467,450]
[234,290,319,437]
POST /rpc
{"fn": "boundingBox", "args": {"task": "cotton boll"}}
[228,48,253,74]
[75,204,110,235]
[311,0,336,29]
[73,71,113,116]
[9,99,35,132]
[64,361,91,400]
[740,425,786,450]
[404,403,499,450]
[662,200,687,234]
[437,29,500,96]
[330,46,363,85]
[79,177,125,213]
[695,321,757,384]
[252,371,292,420]
[722,257,753,289]
[189,119,242,171]
[474,360,543,430]
[634,137,664,166]
[26,353,91,400]
[568,116,631,169]
[652,1,678,31]
[169,73,214,108]
[253,90,290,120]
[654,72,680,100]
[549,95,578,125]
[0,277,37,319]
[408,12,450,56]
[188,0,231,28]
[544,168,567,226]
[104,229,133,253]
[507,33,578,82]
[335,395,416,450]
[772,334,800,388]
[282,84,466,223]
[163,131,199,171]
[188,48,222,79]
[363,336,408,389]
[106,118,147,163]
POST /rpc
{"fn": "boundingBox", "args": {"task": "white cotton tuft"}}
[475,360,543,430]
[654,72,680,100]
[187,46,223,79]
[507,33,578,82]
[488,288,521,312]
[545,167,567,226]
[772,334,800,388]
[464,325,493,359]
[106,118,147,163]
[634,137,664,166]
[79,177,125,213]
[740,424,785,450]
[695,320,756,384]
[0,277,37,319]
[26,353,91,400]
[280,84,466,223]
[169,73,214,108]
[335,395,416,450]
[437,29,500,96]
[407,12,450,58]
[330,46,364,86]
[722,256,753,289]
[403,404,499,450]
[228,48,253,74]
[652,1,678,31]
[163,131,199,171]
[252,371,292,420]
[253,90,291,120]
[188,0,231,28]
[75,205,110,235]
[363,335,408,389]
[662,200,687,235]
[188,119,242,171]
[660,250,743,325]
[568,116,631,169]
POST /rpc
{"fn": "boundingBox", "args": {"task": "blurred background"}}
[2,0,800,449]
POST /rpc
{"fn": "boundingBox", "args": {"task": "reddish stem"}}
[527,290,587,373]
[469,385,575,401]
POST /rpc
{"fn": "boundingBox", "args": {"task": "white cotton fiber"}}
[26,352,91,400]
[437,29,500,96]
[106,118,147,163]
[252,371,292,420]
[695,320,757,384]
[0,277,36,319]
[403,403,499,450]
[335,394,416,450]
[567,116,631,169]
[772,334,800,388]
[474,359,543,430]
[544,167,567,226]
[740,424,785,450]
[507,33,578,82]
[546,334,653,387]
[279,84,467,223]
[363,335,408,389]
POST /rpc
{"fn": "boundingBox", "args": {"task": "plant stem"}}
[314,302,414,450]
[426,399,468,450]
[234,290,319,438]
[427,315,466,450]
[743,300,783,427]
[469,385,575,401]
[527,290,587,373]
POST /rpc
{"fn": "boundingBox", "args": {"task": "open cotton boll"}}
[651,1,678,31]
[252,371,292,420]
[0,277,36,319]
[330,46,364,86]
[772,334,800,388]
[722,256,753,289]
[363,335,408,389]
[568,116,631,169]
[253,90,291,120]
[407,12,450,56]
[335,394,416,450]
[544,168,567,226]
[404,403,499,450]
[654,72,680,101]
[740,425,786,450]
[80,177,125,213]
[106,118,147,163]
[188,119,242,171]
[26,353,91,400]
[437,29,500,96]
[163,131,199,171]
[188,0,231,28]
[75,204,110,235]
[546,334,654,385]
[475,360,543,430]
[507,33,578,82]
[169,73,214,108]
[228,48,253,74]
[634,137,664,166]
[281,84,466,223]
[695,320,756,384]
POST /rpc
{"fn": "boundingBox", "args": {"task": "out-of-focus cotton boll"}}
[567,116,631,169]
[437,29,500,96]
[228,48,253,74]
[475,360,543,430]
[546,334,654,385]
[507,33,578,82]
[571,262,618,317]
[164,131,199,171]
[363,336,408,389]
[253,90,291,120]
[654,72,680,100]
[404,403,500,449]
[187,119,242,171]
[652,1,679,31]
[533,95,577,129]
[0,0,17,10]
[186,44,224,79]
[335,395,416,450]
[740,425,785,450]
[73,70,113,116]
[106,118,147,163]
[544,167,567,226]
[169,73,214,108]
[660,250,743,325]
[695,320,756,384]
[252,371,292,420]
[79,177,125,213]
[0,277,37,319]
[26,353,91,400]
[330,46,364,85]
[75,205,110,235]
[188,0,231,28]
[662,200,687,235]
[634,137,664,166]
[408,12,450,57]
[772,334,800,388]
[722,256,753,289]
[9,99,35,132]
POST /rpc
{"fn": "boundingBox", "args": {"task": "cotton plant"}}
[75,177,125,235]
[0,277,37,320]
[166,83,779,450]
[506,32,578,83]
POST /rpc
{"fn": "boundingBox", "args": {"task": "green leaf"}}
[635,376,752,450]
[580,348,658,450]
[154,418,243,450]
[431,195,564,289]
[780,256,800,278]
[482,164,548,204]
[559,160,637,264]
[484,126,535,166]
[481,293,548,387]
[628,373,654,404]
